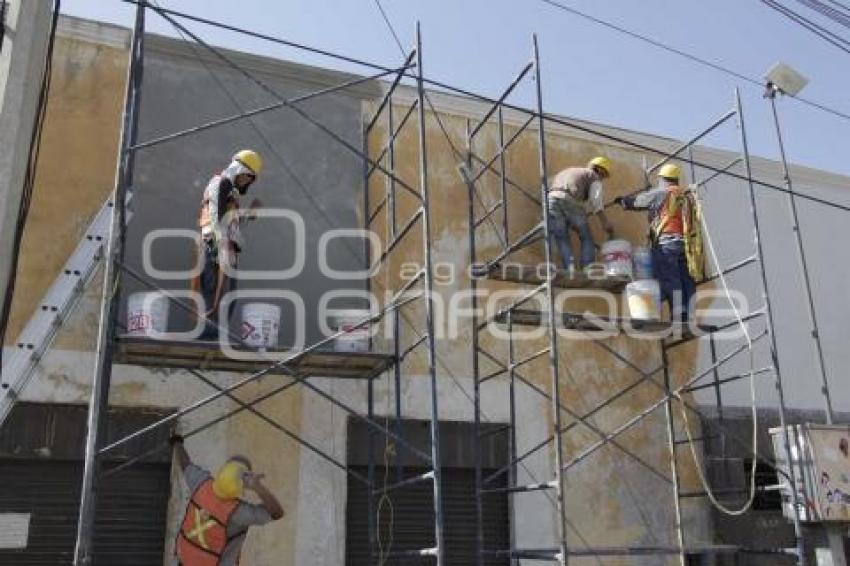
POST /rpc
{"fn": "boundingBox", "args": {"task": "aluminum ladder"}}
[0,190,133,427]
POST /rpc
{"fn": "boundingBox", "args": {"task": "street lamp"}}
[764,62,809,97]
[762,61,834,424]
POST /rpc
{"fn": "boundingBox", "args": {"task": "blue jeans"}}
[548,201,595,269]
[652,240,696,322]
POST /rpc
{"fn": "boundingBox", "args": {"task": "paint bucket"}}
[601,239,633,278]
[127,292,169,337]
[240,303,281,348]
[633,246,653,280]
[330,310,371,353]
[625,279,661,321]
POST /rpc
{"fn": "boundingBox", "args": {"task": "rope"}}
[673,184,759,515]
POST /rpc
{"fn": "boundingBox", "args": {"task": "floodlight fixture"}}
[764,62,809,97]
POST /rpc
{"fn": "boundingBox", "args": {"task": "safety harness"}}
[650,184,704,280]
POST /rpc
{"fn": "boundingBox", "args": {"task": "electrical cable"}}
[0,0,61,366]
[759,0,850,53]
[795,0,850,29]
[675,184,759,515]
[536,0,850,122]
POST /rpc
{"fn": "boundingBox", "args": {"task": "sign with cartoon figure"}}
[809,425,850,521]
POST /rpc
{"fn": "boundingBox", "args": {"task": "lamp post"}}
[764,62,842,566]
[763,62,834,425]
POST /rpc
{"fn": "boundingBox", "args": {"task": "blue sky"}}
[62,0,850,177]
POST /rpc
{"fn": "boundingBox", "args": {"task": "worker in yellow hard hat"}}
[192,150,264,340]
[615,162,702,322]
[171,434,283,566]
[546,156,616,270]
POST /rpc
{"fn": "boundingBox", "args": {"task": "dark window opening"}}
[345,465,509,565]
[744,458,782,511]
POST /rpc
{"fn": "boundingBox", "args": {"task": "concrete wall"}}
[0,0,53,331]
[362,92,716,563]
[7,12,850,566]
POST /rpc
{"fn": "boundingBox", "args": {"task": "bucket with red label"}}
[601,239,633,278]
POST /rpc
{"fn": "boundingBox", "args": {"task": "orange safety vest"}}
[650,184,686,238]
[176,479,241,566]
[650,184,705,280]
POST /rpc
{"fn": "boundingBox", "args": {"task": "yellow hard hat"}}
[658,163,681,180]
[212,458,249,500]
[588,156,611,176]
[233,149,263,176]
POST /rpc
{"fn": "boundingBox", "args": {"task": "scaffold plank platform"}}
[114,336,395,379]
[480,263,631,291]
[493,308,717,335]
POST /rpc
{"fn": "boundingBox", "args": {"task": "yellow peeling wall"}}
[5,33,127,348]
[6,27,303,565]
[366,100,711,562]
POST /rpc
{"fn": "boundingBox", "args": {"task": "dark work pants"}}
[651,240,696,322]
[198,240,237,340]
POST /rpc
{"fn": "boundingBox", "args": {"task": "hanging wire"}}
[536,0,850,122]
[674,184,759,516]
[795,0,850,28]
[759,0,850,53]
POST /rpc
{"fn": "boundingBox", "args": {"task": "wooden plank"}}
[113,337,394,379]
[482,263,631,291]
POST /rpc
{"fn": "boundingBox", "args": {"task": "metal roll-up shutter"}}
[0,459,171,565]
[346,466,509,565]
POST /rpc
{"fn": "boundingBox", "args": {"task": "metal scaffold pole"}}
[466,121,486,566]
[660,343,686,565]
[415,22,447,565]
[735,88,806,566]
[73,2,145,564]
[765,88,834,425]
[532,34,569,566]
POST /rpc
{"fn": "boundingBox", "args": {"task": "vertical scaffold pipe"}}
[532,34,569,566]
[466,121,485,566]
[73,3,145,564]
[660,343,686,566]
[415,22,446,565]
[735,88,807,566]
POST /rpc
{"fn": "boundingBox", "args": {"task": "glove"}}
[168,434,184,446]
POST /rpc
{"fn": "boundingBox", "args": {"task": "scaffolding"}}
[458,57,830,563]
[1,1,837,565]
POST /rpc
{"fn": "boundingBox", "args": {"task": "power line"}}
[536,0,850,122]
[795,0,850,28]
[760,0,850,53]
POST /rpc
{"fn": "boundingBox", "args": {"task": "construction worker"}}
[193,150,263,339]
[171,434,284,565]
[546,157,616,270]
[615,163,703,322]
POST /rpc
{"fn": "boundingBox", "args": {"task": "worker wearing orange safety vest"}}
[192,150,263,339]
[615,163,703,322]
[170,435,284,566]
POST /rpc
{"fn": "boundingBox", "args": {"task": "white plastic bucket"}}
[127,292,169,337]
[626,279,661,321]
[241,303,281,348]
[601,239,633,278]
[633,246,653,280]
[331,310,371,353]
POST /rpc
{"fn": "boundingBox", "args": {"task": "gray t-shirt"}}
[183,464,272,566]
